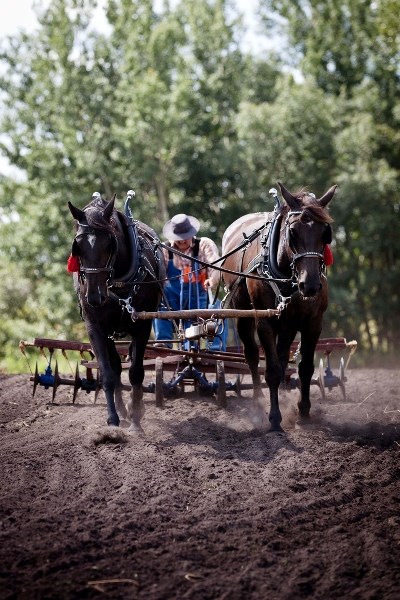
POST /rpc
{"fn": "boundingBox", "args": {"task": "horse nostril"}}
[86,294,106,308]
[304,286,319,298]
[298,281,323,298]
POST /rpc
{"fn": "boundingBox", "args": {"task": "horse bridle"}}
[284,210,325,272]
[73,209,327,292]
[74,223,117,282]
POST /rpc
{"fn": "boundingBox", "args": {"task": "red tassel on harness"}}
[324,245,334,266]
[67,254,80,273]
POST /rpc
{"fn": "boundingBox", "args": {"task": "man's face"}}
[175,238,192,252]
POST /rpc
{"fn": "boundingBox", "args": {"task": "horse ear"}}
[68,201,85,222]
[277,182,301,210]
[318,185,338,207]
[103,196,116,221]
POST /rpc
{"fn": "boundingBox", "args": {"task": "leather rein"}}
[74,209,327,294]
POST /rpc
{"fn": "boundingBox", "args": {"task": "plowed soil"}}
[1,367,399,600]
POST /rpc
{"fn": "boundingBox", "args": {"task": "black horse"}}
[222,182,337,431]
[68,192,165,431]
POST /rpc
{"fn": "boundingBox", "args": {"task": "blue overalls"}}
[153,240,226,350]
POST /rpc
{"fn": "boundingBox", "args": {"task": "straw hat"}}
[163,214,200,240]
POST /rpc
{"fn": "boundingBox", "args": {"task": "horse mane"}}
[284,189,334,224]
[82,196,121,234]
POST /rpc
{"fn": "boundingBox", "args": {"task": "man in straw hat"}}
[153,213,225,349]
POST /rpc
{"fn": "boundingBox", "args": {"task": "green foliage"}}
[260,0,399,98]
[0,0,399,371]
[236,77,337,196]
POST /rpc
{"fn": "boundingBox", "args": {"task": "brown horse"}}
[222,182,337,431]
[68,193,165,431]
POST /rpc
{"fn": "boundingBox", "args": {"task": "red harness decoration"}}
[67,254,80,273]
[324,245,334,266]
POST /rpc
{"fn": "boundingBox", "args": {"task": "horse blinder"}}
[71,239,79,257]
[322,224,332,245]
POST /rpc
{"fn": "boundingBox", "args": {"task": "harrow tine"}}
[345,340,358,370]
[39,346,54,364]
[52,361,60,403]
[32,362,40,397]
[19,341,34,375]
[62,349,75,376]
[72,363,81,404]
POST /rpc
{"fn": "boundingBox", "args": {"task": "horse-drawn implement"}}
[20,182,358,430]
[20,322,357,408]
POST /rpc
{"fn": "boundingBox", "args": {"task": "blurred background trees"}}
[0,0,399,369]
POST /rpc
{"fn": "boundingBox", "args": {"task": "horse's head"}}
[68,194,118,307]
[278,182,337,298]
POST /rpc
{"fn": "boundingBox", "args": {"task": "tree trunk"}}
[154,169,170,223]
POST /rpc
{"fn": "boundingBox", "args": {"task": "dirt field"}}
[1,366,399,600]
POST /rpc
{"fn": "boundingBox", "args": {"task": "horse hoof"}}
[268,424,284,434]
[249,398,267,429]
[117,409,128,420]
[297,403,310,418]
[295,418,317,431]
[107,416,120,427]
[250,411,267,430]
[128,423,144,435]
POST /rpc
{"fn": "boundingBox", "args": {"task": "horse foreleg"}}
[237,317,267,428]
[91,336,120,427]
[258,322,283,432]
[297,331,320,418]
[126,326,149,432]
[108,342,127,421]
[277,330,297,388]
[237,318,262,397]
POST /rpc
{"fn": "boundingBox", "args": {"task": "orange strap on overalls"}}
[181,265,207,284]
